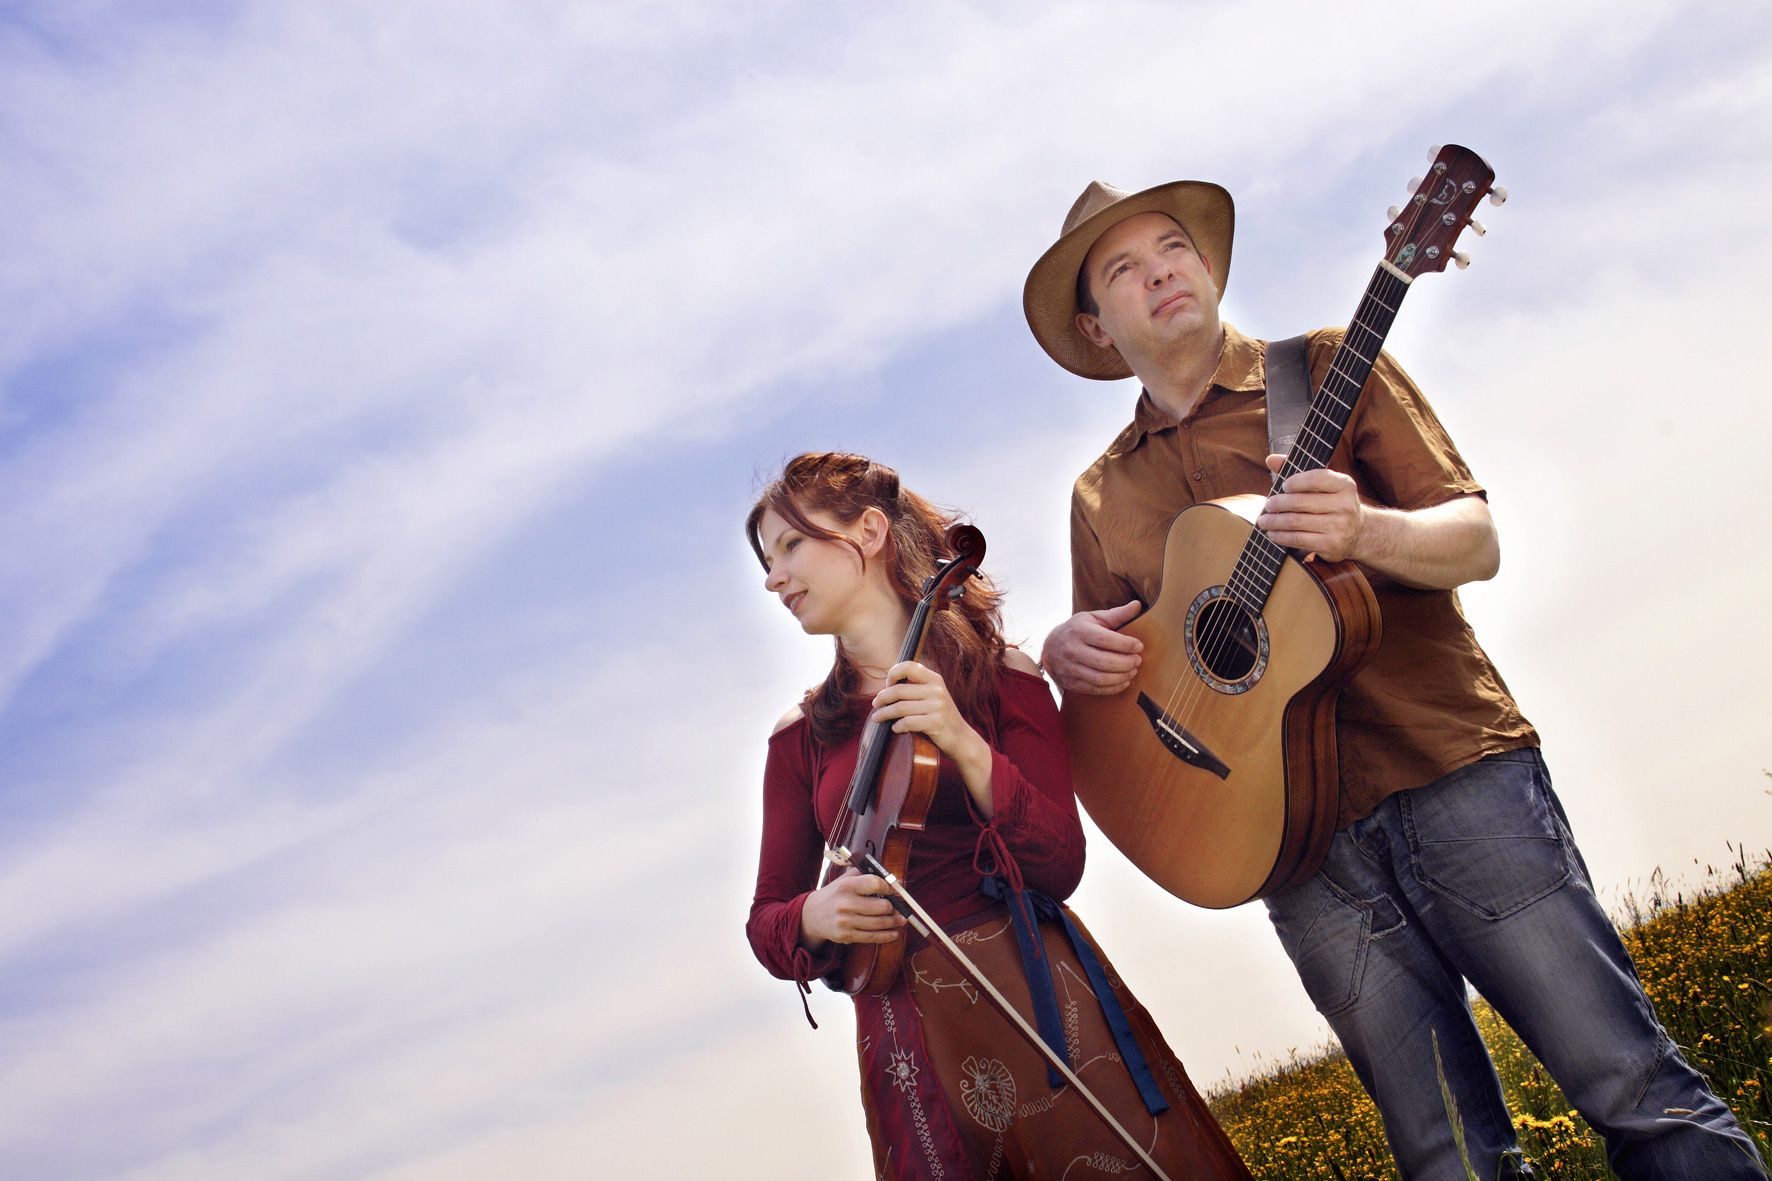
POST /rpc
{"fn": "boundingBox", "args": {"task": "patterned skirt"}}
[853,905,1251,1180]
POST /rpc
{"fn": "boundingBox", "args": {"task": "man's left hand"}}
[1256,453,1363,562]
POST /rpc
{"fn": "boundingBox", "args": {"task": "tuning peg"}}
[1467,218,1487,236]
[1488,185,1509,206]
[1452,251,1471,270]
[1408,176,1423,192]
[1427,144,1443,162]
[1386,205,1402,221]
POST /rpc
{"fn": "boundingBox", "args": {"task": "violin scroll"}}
[945,522,984,563]
[925,523,986,600]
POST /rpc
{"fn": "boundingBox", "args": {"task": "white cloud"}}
[2,1,1768,1177]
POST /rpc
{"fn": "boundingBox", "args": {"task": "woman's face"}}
[757,504,872,636]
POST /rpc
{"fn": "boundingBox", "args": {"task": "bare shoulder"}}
[1000,647,1041,677]
[770,703,806,736]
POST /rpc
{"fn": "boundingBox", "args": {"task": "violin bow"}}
[832,848,1178,1181]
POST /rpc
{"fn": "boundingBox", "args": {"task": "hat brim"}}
[1023,180,1234,381]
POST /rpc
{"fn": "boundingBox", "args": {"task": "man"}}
[1024,178,1766,1179]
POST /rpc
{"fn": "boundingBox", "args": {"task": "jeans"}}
[1264,748,1766,1180]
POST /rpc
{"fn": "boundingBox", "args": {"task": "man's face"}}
[1075,210,1218,370]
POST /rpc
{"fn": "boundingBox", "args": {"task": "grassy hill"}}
[1208,846,1772,1179]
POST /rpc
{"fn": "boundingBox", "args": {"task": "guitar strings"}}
[1159,270,1405,736]
[1163,161,1440,716]
[1159,285,1397,733]
[1152,267,1409,741]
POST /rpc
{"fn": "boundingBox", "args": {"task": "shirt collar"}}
[1110,323,1263,456]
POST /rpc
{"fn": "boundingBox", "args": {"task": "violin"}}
[819,523,986,995]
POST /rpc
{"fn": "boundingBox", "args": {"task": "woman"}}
[745,452,1251,1179]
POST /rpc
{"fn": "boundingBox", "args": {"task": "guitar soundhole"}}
[1185,588,1270,694]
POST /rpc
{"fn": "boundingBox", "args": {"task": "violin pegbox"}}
[926,524,986,600]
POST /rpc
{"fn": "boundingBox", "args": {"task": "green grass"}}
[1208,845,1772,1179]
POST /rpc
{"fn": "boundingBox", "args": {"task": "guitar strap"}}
[1264,333,1313,458]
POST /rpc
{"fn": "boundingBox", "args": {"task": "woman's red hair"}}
[747,452,1008,748]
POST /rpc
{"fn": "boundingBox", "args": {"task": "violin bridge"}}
[824,844,854,868]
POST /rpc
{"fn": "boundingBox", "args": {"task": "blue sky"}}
[3,2,1770,1177]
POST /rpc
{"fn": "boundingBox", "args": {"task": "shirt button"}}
[1190,470,1203,481]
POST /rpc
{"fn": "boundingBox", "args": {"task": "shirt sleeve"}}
[970,669,1087,901]
[1070,480,1136,614]
[1308,329,1485,511]
[745,721,845,983]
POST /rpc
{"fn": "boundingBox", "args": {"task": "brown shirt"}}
[1070,322,1537,825]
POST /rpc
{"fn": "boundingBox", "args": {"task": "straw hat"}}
[1023,179,1234,380]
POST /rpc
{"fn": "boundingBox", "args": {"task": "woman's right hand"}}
[800,868,908,949]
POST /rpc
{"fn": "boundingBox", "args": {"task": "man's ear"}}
[1076,311,1114,349]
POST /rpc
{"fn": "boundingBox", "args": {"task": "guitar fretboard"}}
[1223,263,1412,614]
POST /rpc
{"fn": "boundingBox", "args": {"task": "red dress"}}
[747,667,1251,1180]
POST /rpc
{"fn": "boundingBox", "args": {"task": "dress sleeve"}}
[971,669,1086,901]
[745,721,844,983]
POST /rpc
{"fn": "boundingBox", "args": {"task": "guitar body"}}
[1063,495,1380,908]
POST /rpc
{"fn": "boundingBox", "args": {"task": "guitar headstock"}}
[1382,144,1503,279]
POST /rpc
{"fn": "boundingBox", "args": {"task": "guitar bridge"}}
[1135,693,1231,780]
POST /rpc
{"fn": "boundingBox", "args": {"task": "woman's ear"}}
[855,506,892,560]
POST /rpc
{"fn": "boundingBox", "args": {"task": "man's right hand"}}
[1040,600,1144,695]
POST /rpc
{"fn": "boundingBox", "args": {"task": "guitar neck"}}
[1226,261,1413,612]
[1279,261,1411,479]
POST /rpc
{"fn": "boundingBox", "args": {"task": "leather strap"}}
[1265,333,1312,458]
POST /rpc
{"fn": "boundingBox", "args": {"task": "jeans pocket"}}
[1401,749,1574,920]
[1266,872,1402,1017]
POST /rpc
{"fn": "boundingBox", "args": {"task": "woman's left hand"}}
[871,661,997,817]
[870,662,986,764]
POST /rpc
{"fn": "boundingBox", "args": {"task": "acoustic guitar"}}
[1063,145,1503,908]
